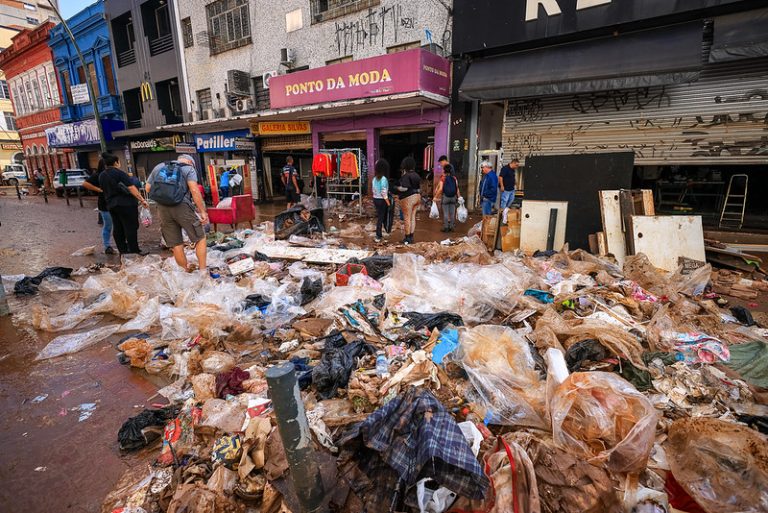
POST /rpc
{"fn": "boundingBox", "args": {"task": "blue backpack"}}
[149,162,187,206]
[443,175,458,197]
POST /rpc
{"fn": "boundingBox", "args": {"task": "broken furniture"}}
[208,195,256,232]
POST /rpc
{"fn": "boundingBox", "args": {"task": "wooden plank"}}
[597,231,608,256]
[631,216,706,272]
[599,191,626,265]
[520,200,568,255]
[641,189,655,215]
[619,190,637,255]
[588,233,598,254]
[481,214,501,251]
[258,245,372,264]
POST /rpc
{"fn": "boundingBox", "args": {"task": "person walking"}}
[146,154,209,274]
[230,170,243,196]
[433,163,460,232]
[282,156,300,209]
[395,157,421,245]
[499,158,518,209]
[98,152,148,255]
[372,159,391,243]
[82,158,116,254]
[219,168,231,199]
[479,161,498,215]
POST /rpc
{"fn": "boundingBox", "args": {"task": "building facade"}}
[451,0,768,223]
[167,0,453,200]
[48,0,124,171]
[0,22,68,184]
[104,0,191,179]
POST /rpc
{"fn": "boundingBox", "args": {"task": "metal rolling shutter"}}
[260,134,312,151]
[501,58,768,166]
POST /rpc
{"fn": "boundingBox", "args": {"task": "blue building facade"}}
[48,0,125,169]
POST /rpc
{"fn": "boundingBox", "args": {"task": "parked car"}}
[54,169,89,197]
[2,164,28,185]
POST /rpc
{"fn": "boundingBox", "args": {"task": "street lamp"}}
[46,0,108,153]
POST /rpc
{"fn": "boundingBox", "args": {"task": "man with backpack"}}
[433,163,461,232]
[145,154,209,274]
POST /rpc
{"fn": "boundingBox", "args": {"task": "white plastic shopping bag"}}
[429,201,440,219]
[456,197,468,223]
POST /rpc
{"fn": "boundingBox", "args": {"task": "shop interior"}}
[262,150,313,200]
[378,128,435,187]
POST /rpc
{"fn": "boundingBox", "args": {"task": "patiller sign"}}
[269,48,451,109]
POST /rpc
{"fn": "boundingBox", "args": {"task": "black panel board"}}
[523,153,634,250]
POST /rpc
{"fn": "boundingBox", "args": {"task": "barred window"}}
[197,88,212,119]
[206,0,251,55]
[181,17,194,48]
[4,112,16,131]
[0,80,8,99]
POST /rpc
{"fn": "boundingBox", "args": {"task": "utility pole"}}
[46,0,108,153]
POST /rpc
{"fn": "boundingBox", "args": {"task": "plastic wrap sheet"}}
[666,417,768,513]
[36,324,120,360]
[307,286,380,316]
[383,254,525,324]
[550,371,658,473]
[457,325,547,428]
[37,276,81,292]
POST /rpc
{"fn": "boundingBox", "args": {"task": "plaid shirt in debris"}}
[339,387,488,510]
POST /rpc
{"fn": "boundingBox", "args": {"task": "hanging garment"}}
[312,153,334,177]
[339,151,360,178]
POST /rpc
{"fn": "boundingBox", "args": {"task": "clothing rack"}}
[312,147,366,215]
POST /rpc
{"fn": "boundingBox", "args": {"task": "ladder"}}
[719,174,748,229]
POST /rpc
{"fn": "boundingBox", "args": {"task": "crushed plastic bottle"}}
[375,350,390,378]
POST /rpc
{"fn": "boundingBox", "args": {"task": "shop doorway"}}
[379,128,433,186]
[263,151,312,201]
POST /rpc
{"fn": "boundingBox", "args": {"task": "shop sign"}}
[453,0,749,54]
[175,142,197,153]
[45,119,124,148]
[1,143,23,150]
[71,83,90,105]
[269,48,451,109]
[130,136,181,152]
[253,121,311,136]
[194,130,255,152]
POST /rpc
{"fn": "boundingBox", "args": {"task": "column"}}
[366,127,378,192]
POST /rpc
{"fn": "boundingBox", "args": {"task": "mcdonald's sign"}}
[140,82,154,102]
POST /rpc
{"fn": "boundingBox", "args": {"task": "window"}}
[310,0,379,23]
[387,41,420,54]
[38,74,51,107]
[181,17,194,47]
[0,80,9,99]
[76,66,86,85]
[31,78,43,109]
[251,76,269,110]
[126,22,135,49]
[15,85,28,114]
[196,88,212,118]
[49,70,59,103]
[326,55,352,65]
[155,3,171,36]
[25,80,36,110]
[206,0,251,55]
[22,2,36,10]
[60,71,72,104]
[87,62,99,97]
[4,112,16,131]
[102,56,116,95]
[286,9,303,32]
[26,16,39,25]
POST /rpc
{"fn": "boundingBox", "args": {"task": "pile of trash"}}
[11,225,768,513]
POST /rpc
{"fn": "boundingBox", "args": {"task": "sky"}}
[59,0,97,20]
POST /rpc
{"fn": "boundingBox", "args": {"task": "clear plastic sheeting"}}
[383,254,528,324]
[456,325,547,428]
[550,372,658,473]
[666,417,768,513]
[36,324,120,360]
[37,276,82,293]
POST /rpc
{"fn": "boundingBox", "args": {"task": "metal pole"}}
[76,184,83,207]
[265,363,328,513]
[14,181,20,200]
[46,0,107,154]
[0,274,10,316]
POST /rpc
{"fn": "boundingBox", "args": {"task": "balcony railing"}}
[117,48,137,67]
[59,104,77,122]
[149,33,174,56]
[97,95,122,116]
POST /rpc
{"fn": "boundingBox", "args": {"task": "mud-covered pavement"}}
[0,193,462,512]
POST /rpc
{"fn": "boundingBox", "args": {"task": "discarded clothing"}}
[724,341,768,388]
[338,388,488,512]
[432,329,459,365]
[117,405,180,451]
[14,267,73,295]
[564,339,611,372]
[216,367,251,398]
[242,294,270,312]
[312,340,373,400]
[212,434,243,469]
[524,289,555,304]
[346,255,394,280]
[211,239,245,252]
[403,312,464,331]
[300,277,323,306]
[662,331,731,364]
[730,306,755,327]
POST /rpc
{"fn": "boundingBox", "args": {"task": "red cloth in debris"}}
[665,472,707,513]
[215,367,250,398]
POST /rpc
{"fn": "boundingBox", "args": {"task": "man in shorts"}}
[145,154,209,274]
[281,156,300,209]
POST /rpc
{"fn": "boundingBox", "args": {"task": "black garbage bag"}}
[346,255,394,280]
[403,312,464,331]
[730,306,755,327]
[274,207,325,240]
[317,330,347,350]
[312,340,374,400]
[118,405,180,451]
[253,251,271,262]
[14,267,73,295]
[292,357,314,390]
[243,294,271,310]
[300,277,323,306]
[564,339,611,371]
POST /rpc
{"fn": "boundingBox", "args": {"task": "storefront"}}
[21,132,73,185]
[452,0,768,225]
[194,129,256,204]
[250,121,313,200]
[128,135,186,181]
[45,118,125,171]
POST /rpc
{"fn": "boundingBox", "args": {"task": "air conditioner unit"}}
[227,69,251,97]
[262,70,280,89]
[232,98,254,114]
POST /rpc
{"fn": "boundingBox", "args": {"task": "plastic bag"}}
[37,276,81,293]
[457,197,468,223]
[666,417,768,513]
[429,201,440,219]
[139,206,152,227]
[550,371,658,473]
[36,324,120,360]
[201,351,236,374]
[457,325,547,428]
[199,398,246,433]
[71,245,96,256]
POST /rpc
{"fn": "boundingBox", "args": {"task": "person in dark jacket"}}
[82,158,115,254]
[98,152,149,255]
[395,156,421,245]
[479,160,498,215]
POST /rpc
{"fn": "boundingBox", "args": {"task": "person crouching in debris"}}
[372,158,391,243]
[146,154,209,275]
